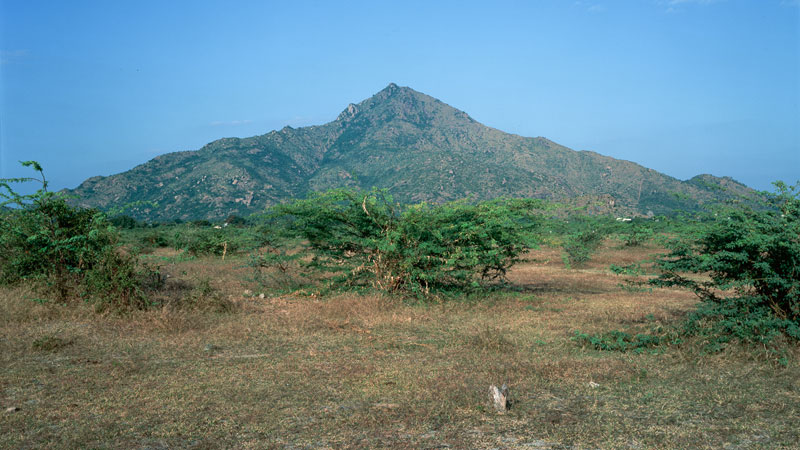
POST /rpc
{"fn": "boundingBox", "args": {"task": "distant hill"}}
[68,83,756,221]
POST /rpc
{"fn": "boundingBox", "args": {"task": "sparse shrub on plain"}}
[108,214,140,229]
[179,277,235,313]
[258,188,544,295]
[249,243,306,291]
[142,229,170,247]
[609,263,643,276]
[621,223,654,247]
[0,161,158,310]
[573,329,675,353]
[225,214,248,227]
[168,223,260,257]
[184,228,235,256]
[652,181,800,347]
[561,225,608,268]
[579,182,800,354]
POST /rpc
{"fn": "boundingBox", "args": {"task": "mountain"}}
[68,83,755,221]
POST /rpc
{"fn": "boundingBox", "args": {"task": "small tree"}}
[652,182,800,343]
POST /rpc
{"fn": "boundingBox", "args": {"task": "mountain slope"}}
[68,83,755,220]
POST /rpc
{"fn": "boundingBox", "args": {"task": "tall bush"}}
[0,161,157,309]
[559,216,611,268]
[260,188,543,294]
[652,181,800,343]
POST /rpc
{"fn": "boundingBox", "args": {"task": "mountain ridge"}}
[67,83,755,221]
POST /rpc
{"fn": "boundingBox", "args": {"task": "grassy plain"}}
[2,243,798,449]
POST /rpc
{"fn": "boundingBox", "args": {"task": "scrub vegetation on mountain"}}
[67,84,759,221]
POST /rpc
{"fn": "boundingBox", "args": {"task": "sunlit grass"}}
[1,243,798,448]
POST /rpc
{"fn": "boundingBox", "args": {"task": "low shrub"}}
[249,244,306,291]
[179,277,236,313]
[620,223,654,247]
[573,329,676,353]
[562,228,607,268]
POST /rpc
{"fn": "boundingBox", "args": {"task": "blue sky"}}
[1,0,798,193]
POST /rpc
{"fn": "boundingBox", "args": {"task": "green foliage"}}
[141,229,170,248]
[83,246,163,311]
[681,296,800,351]
[260,188,543,294]
[175,227,234,256]
[169,224,259,257]
[610,263,653,293]
[609,263,643,276]
[249,244,305,291]
[620,223,654,247]
[0,162,157,309]
[225,214,248,226]
[108,214,139,229]
[66,85,760,222]
[652,181,800,344]
[573,330,676,353]
[561,218,609,268]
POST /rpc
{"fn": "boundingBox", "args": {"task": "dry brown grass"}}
[1,243,798,449]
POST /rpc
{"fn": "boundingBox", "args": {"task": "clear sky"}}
[1,0,798,192]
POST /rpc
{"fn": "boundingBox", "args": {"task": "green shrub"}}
[562,227,607,268]
[0,161,158,309]
[261,188,543,294]
[249,244,305,291]
[620,223,654,247]
[225,214,248,226]
[609,263,643,276]
[108,214,139,229]
[169,224,260,257]
[83,246,163,311]
[652,181,800,345]
[142,229,170,247]
[573,329,676,353]
[170,227,227,256]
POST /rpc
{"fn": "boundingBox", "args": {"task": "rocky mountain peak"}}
[67,84,757,221]
[337,103,360,122]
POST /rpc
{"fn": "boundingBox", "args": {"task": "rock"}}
[372,403,399,410]
[5,407,20,413]
[489,384,509,412]
[258,293,265,299]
